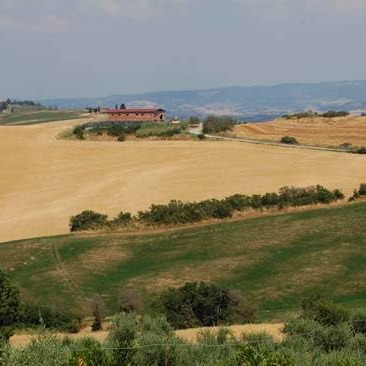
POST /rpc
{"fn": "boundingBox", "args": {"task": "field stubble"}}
[1,118,366,242]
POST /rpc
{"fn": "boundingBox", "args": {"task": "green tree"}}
[69,210,109,232]
[0,271,20,341]
[89,294,105,331]
[188,116,200,125]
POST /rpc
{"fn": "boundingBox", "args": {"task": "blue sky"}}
[1,0,366,99]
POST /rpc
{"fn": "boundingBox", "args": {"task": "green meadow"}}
[0,110,83,125]
[2,202,366,320]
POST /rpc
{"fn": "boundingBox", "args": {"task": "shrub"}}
[89,294,105,331]
[8,335,72,366]
[110,212,132,227]
[72,125,85,140]
[19,304,82,333]
[284,318,352,352]
[236,344,295,366]
[69,210,109,232]
[350,183,366,201]
[280,136,298,145]
[117,134,125,142]
[300,295,349,326]
[107,125,126,138]
[350,310,366,334]
[225,194,251,211]
[188,116,200,125]
[316,350,364,366]
[354,146,366,154]
[159,282,255,329]
[69,337,109,366]
[107,313,138,366]
[197,133,205,140]
[135,123,182,138]
[314,323,353,352]
[202,115,235,134]
[132,315,179,366]
[0,271,20,341]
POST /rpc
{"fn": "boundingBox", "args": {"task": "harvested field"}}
[1,118,366,243]
[233,115,366,147]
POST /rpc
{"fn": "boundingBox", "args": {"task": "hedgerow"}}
[71,122,187,141]
[349,183,366,201]
[69,185,345,231]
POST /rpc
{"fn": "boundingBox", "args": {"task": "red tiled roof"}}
[108,108,165,113]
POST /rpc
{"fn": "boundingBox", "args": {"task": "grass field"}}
[1,119,366,243]
[233,115,366,148]
[0,110,84,125]
[2,202,366,321]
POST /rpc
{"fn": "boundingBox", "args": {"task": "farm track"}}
[50,241,86,302]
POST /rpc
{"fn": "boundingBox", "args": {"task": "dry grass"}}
[10,323,284,347]
[1,117,366,243]
[233,115,366,147]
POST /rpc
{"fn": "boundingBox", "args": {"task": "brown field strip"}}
[1,118,366,243]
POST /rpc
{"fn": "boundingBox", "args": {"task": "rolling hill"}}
[2,119,366,243]
[40,80,366,121]
[3,202,366,320]
[233,114,366,148]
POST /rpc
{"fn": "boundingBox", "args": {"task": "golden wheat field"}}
[1,117,366,243]
[233,115,366,147]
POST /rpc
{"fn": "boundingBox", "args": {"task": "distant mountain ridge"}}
[40,80,366,122]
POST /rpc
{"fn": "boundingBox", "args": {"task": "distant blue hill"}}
[40,80,366,122]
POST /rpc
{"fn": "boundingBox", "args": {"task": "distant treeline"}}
[0,98,46,112]
[70,185,344,232]
[283,110,350,119]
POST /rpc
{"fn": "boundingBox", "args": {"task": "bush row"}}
[70,185,345,231]
[72,122,187,141]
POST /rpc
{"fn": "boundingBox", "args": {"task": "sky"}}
[1,0,366,99]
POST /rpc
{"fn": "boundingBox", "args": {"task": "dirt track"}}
[1,119,366,243]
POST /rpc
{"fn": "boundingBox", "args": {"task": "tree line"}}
[69,185,345,232]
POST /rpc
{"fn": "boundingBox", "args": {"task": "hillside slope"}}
[233,115,366,147]
[3,202,366,320]
[40,80,366,120]
[1,119,366,243]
